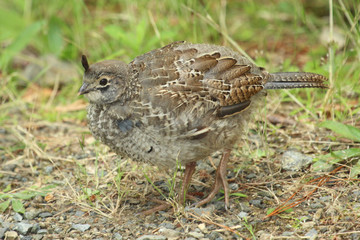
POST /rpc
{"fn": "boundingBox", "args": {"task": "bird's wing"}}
[130,41,265,119]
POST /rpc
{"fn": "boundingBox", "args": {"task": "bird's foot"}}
[193,149,231,210]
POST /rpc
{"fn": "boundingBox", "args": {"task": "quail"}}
[79,41,327,209]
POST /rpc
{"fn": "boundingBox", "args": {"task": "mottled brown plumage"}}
[79,41,327,209]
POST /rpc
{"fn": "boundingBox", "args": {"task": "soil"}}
[1,97,359,240]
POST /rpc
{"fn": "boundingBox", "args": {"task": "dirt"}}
[1,98,360,240]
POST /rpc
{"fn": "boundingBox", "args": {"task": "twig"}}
[264,166,345,219]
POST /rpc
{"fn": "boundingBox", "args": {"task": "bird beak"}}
[78,83,90,95]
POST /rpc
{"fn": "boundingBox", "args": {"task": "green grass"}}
[1,0,359,123]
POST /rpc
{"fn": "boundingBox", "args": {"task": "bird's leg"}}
[195,148,231,209]
[140,162,197,215]
[179,161,197,204]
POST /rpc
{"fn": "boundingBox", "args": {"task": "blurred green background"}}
[0,0,359,124]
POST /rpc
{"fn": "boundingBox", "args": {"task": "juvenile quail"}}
[79,41,327,209]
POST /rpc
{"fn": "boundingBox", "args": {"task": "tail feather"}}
[264,72,327,89]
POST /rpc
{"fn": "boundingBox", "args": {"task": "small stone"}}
[15,222,34,235]
[258,230,271,240]
[4,230,18,240]
[136,235,167,240]
[319,196,332,202]
[184,238,196,240]
[0,228,7,239]
[113,232,123,240]
[310,202,324,209]
[352,190,360,198]
[188,231,204,239]
[229,183,239,190]
[37,229,48,234]
[282,231,294,236]
[44,166,53,174]
[305,228,318,240]
[159,222,175,229]
[33,195,43,203]
[158,227,180,238]
[71,223,91,232]
[32,234,44,240]
[281,150,312,171]
[237,211,248,218]
[238,202,251,212]
[3,164,16,171]
[184,206,214,217]
[245,173,256,179]
[249,199,263,208]
[75,211,85,217]
[144,223,157,229]
[31,223,40,233]
[54,227,62,234]
[351,233,359,240]
[24,210,39,220]
[302,222,315,229]
[38,212,52,218]
[13,213,23,222]
[206,231,222,239]
[198,223,207,233]
[21,236,32,240]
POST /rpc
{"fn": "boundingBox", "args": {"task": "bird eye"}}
[99,78,108,86]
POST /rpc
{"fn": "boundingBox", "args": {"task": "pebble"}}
[4,230,18,240]
[72,223,91,232]
[238,202,251,212]
[245,173,256,179]
[158,227,180,238]
[15,222,34,234]
[54,226,63,234]
[38,212,53,218]
[305,228,318,240]
[113,232,123,240]
[282,231,294,236]
[24,210,39,220]
[188,231,204,238]
[319,196,332,202]
[310,202,324,209]
[352,190,360,198]
[45,166,53,174]
[21,236,32,240]
[136,235,167,240]
[3,164,17,171]
[75,211,85,217]
[281,150,312,171]
[229,183,239,190]
[37,229,48,234]
[33,234,44,240]
[184,206,214,217]
[249,199,263,208]
[13,213,23,222]
[31,223,40,233]
[197,223,207,233]
[237,211,248,218]
[206,231,223,239]
[159,222,175,229]
[0,228,6,239]
[351,233,359,240]
[144,223,157,229]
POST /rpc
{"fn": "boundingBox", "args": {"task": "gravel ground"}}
[1,107,360,240]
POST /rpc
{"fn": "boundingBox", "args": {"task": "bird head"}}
[79,55,129,104]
